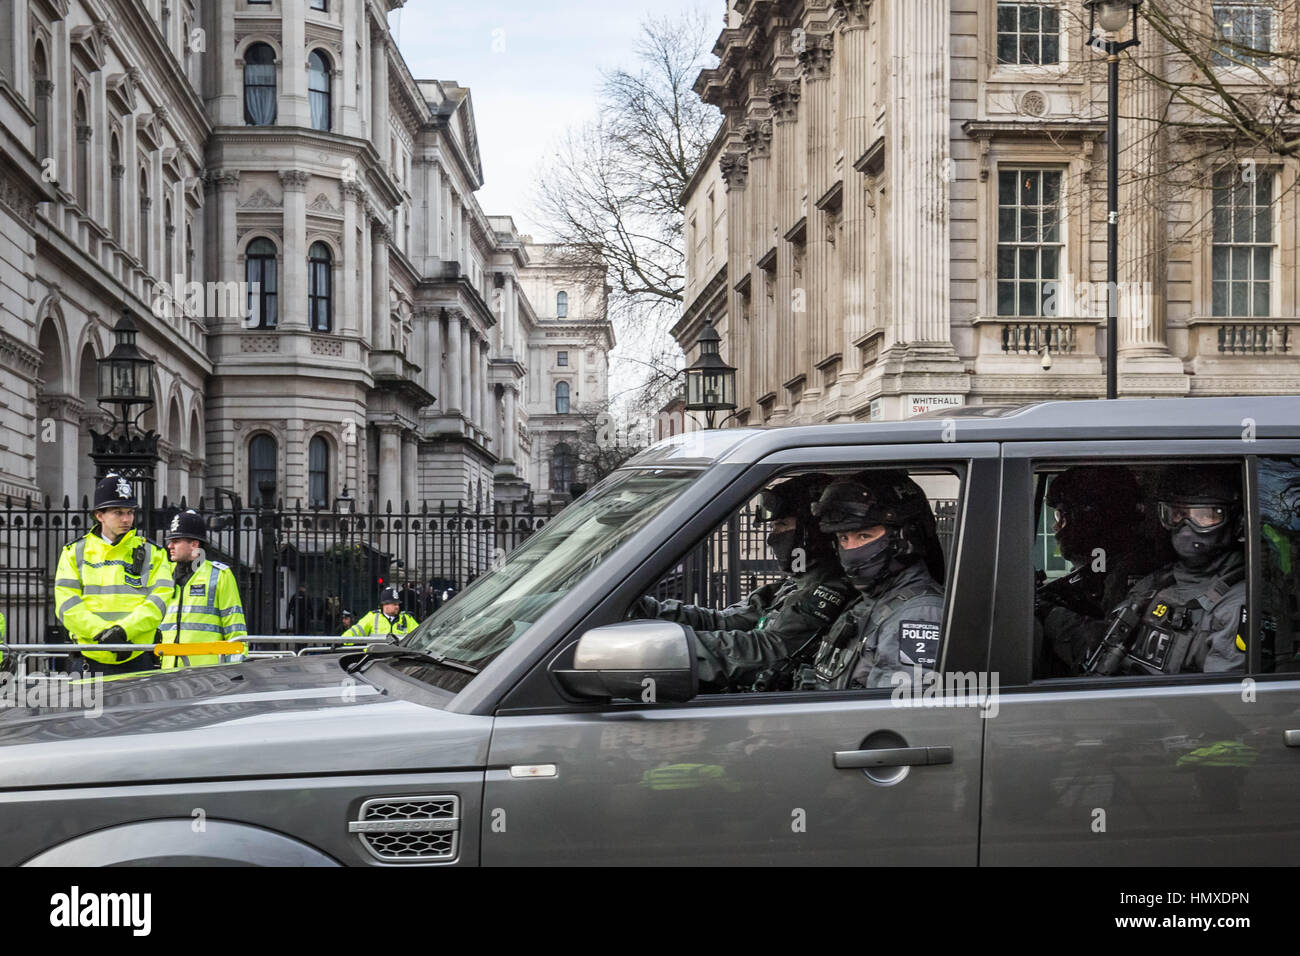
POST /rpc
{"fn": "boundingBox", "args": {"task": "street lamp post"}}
[683,321,737,429]
[90,308,160,530]
[1085,0,1142,400]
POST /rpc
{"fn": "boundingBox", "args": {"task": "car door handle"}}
[833,746,953,769]
[1285,730,1300,748]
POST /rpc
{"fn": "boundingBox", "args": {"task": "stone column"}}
[371,218,391,351]
[370,32,389,159]
[1118,40,1172,358]
[280,169,310,330]
[422,309,441,401]
[800,28,835,376]
[745,117,773,405]
[479,341,489,441]
[400,433,416,511]
[282,0,306,127]
[837,1,871,360]
[341,182,363,335]
[469,333,482,432]
[208,169,239,328]
[886,0,950,345]
[769,80,800,404]
[445,309,463,414]
[503,385,517,463]
[461,322,473,423]
[377,423,401,511]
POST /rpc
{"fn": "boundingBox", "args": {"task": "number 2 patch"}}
[899,620,940,669]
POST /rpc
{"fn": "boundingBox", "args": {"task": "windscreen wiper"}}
[344,644,480,676]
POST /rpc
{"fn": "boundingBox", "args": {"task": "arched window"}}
[551,443,574,493]
[249,434,277,504]
[33,44,51,165]
[308,50,331,131]
[246,238,278,328]
[185,223,195,285]
[138,167,150,267]
[308,241,332,332]
[74,93,90,206]
[555,381,570,415]
[110,135,123,239]
[556,290,568,318]
[308,435,329,507]
[243,43,277,126]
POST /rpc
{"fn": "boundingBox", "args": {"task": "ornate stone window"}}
[308,241,332,332]
[551,442,574,493]
[74,92,91,206]
[555,381,570,414]
[996,167,1063,317]
[248,433,277,504]
[243,42,277,126]
[246,237,279,328]
[1212,3,1274,68]
[34,42,52,169]
[996,2,1060,66]
[556,290,568,317]
[557,350,568,367]
[308,435,329,507]
[308,49,331,131]
[1212,167,1274,317]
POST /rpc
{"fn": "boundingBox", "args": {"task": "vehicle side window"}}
[1259,456,1300,673]
[627,466,962,695]
[1033,459,1249,681]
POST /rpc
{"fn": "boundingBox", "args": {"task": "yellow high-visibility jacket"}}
[54,529,172,666]
[344,610,419,642]
[158,559,248,669]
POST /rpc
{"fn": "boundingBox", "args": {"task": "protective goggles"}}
[1157,501,1229,531]
[751,490,787,524]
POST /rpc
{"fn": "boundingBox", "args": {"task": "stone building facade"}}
[682,0,1300,425]
[0,0,607,513]
[516,241,615,504]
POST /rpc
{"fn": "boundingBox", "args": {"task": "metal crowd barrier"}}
[1,635,399,679]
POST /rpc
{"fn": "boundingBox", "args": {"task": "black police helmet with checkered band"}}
[164,509,209,545]
[92,473,138,511]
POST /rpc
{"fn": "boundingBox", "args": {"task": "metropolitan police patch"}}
[899,620,940,668]
[805,584,848,625]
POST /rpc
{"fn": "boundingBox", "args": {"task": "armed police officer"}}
[797,471,947,691]
[1036,465,1165,676]
[345,586,420,642]
[54,474,173,675]
[635,474,855,692]
[1071,464,1248,676]
[159,510,247,669]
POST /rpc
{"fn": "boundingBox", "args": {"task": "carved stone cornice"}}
[341,180,366,201]
[371,220,392,242]
[0,328,41,379]
[278,169,310,191]
[720,151,749,191]
[834,0,871,29]
[743,118,773,158]
[0,167,39,226]
[768,81,801,123]
[204,168,240,191]
[797,33,834,79]
[37,392,85,422]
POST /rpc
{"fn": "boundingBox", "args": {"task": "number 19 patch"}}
[899,620,940,669]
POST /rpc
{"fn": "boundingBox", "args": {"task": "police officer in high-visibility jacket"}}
[344,586,418,642]
[159,510,247,669]
[54,474,173,675]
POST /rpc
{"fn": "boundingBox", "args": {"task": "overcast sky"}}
[389,0,720,239]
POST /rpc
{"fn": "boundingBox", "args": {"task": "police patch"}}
[804,584,849,625]
[899,620,940,669]
[189,583,206,596]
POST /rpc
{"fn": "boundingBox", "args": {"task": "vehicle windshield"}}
[404,467,701,674]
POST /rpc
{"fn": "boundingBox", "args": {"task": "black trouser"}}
[83,653,159,677]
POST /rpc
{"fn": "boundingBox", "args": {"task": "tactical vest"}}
[800,581,937,691]
[1122,567,1245,676]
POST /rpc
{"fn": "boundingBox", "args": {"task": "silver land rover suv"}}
[2,396,1298,865]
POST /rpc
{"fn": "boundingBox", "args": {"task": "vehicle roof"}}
[625,396,1300,467]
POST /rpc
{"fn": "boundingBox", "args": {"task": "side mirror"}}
[553,621,699,703]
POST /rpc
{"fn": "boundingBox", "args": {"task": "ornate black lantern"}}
[683,321,736,429]
[90,308,160,529]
